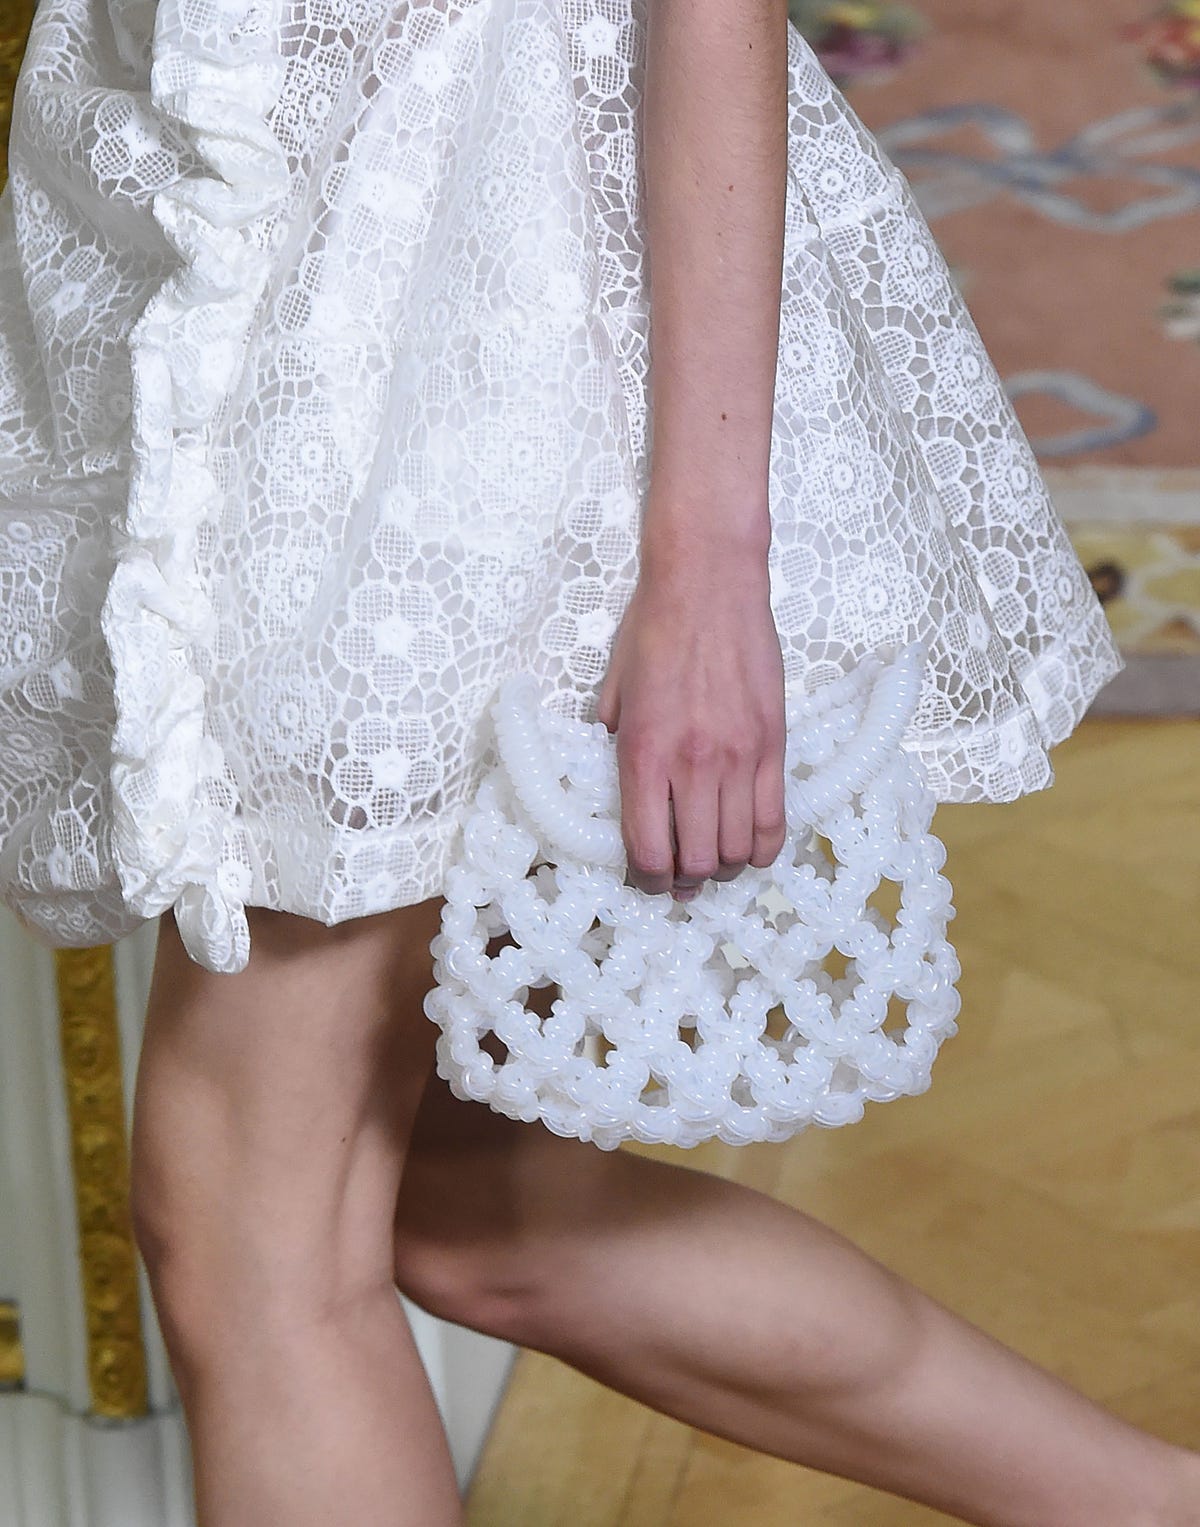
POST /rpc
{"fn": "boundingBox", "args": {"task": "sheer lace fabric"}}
[0,0,1122,974]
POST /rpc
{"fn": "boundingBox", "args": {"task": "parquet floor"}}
[465,716,1200,1525]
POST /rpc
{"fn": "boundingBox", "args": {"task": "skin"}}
[135,906,1200,1527]
[597,0,789,905]
[131,903,462,1526]
[126,2,1200,1524]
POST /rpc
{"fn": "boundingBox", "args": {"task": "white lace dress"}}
[0,0,1122,976]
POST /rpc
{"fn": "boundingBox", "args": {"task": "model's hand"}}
[595,537,787,902]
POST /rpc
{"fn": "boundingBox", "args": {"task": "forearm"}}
[639,0,789,569]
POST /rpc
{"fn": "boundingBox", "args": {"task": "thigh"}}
[395,976,629,1257]
[131,895,447,1313]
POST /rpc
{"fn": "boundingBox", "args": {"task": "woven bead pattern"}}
[423,641,963,1150]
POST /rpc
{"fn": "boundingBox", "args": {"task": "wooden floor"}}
[465,716,1200,1525]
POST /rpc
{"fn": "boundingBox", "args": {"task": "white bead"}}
[423,641,961,1148]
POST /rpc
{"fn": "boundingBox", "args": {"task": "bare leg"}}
[131,897,464,1527]
[394,1009,1200,1527]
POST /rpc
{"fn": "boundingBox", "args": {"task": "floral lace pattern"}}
[0,0,1123,973]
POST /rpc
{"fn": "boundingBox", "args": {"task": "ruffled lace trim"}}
[98,0,290,974]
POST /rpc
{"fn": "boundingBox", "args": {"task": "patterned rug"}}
[793,0,1200,712]
[3,2,1197,711]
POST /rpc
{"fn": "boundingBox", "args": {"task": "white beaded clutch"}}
[422,640,962,1151]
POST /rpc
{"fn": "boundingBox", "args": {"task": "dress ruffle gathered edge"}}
[99,3,295,975]
[0,0,1125,976]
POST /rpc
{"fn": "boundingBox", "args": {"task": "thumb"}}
[595,677,620,734]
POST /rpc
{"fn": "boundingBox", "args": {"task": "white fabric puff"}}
[0,0,1122,975]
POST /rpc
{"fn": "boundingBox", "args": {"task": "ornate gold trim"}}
[0,0,35,191]
[0,1299,24,1387]
[54,948,148,1419]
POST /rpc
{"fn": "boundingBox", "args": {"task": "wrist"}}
[640,490,773,571]
[638,514,773,590]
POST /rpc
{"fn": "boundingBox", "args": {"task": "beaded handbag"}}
[422,640,962,1151]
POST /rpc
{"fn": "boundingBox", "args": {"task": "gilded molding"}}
[0,0,34,189]
[0,1299,24,1387]
[54,947,149,1419]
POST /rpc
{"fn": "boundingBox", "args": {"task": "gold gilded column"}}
[0,1300,22,1388]
[0,0,34,190]
[1,0,149,1420]
[0,0,34,1396]
[54,949,149,1418]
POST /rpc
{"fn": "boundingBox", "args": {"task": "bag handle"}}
[490,640,928,868]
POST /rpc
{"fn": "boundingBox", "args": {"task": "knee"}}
[129,1129,194,1293]
[129,1151,344,1373]
[129,1167,222,1365]
[392,1217,542,1347]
